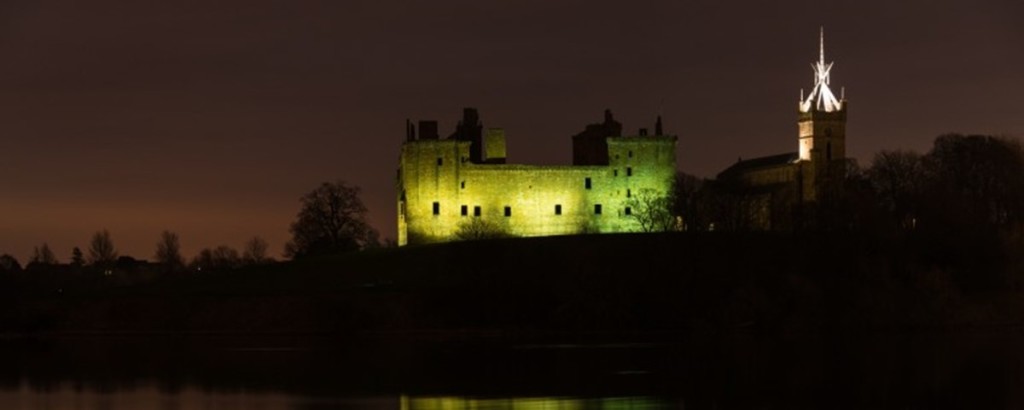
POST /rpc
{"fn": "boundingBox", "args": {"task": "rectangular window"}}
[432,202,440,215]
[628,150,633,158]
[585,177,592,189]
[461,205,468,216]
[594,204,602,215]
[504,206,511,217]
[614,169,618,177]
[625,206,632,215]
[627,189,631,198]
[437,158,443,166]
[460,181,465,189]
[473,206,481,217]
[626,167,632,177]
[555,204,562,215]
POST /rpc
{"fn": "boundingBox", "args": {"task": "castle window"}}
[626,167,633,177]
[461,205,468,216]
[625,206,632,215]
[461,181,465,189]
[437,158,443,166]
[555,204,562,215]
[628,150,633,158]
[627,189,631,198]
[473,206,481,217]
[504,206,511,217]
[614,169,619,177]
[594,204,602,215]
[432,202,440,215]
[585,177,592,189]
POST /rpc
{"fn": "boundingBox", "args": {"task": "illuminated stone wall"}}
[397,133,676,246]
[798,107,847,162]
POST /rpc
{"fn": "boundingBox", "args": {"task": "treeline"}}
[0,180,384,277]
[0,230,275,276]
[672,133,1024,294]
[677,133,1024,238]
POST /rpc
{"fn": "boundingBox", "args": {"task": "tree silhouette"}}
[155,230,185,272]
[0,254,21,273]
[191,245,240,271]
[242,236,270,265]
[673,172,705,231]
[88,229,118,267]
[29,243,58,266]
[625,188,676,232]
[285,180,378,258]
[924,134,1024,229]
[455,218,508,241]
[868,150,924,229]
[70,247,84,267]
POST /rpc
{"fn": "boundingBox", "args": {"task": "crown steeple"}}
[800,27,843,113]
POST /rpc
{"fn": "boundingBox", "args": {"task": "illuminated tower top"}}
[799,28,843,113]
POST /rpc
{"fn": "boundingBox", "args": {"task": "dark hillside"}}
[3,232,1023,337]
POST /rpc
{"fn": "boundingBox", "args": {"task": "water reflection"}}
[2,384,669,410]
[1,334,1023,409]
[401,395,671,409]
[1,382,398,410]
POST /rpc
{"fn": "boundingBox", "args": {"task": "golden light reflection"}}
[400,395,670,410]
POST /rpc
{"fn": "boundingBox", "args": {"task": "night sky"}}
[0,0,1021,262]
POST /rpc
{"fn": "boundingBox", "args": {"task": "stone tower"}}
[797,28,847,201]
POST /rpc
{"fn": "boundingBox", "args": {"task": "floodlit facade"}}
[396,109,676,246]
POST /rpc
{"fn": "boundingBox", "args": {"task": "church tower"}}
[797,28,847,201]
[798,28,846,163]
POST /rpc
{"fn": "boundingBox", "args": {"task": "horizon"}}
[1,0,1021,262]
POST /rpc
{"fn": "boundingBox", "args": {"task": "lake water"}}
[1,333,1022,409]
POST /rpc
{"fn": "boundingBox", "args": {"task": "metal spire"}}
[800,27,843,113]
[819,26,825,67]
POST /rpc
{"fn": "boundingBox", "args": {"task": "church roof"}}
[718,152,799,178]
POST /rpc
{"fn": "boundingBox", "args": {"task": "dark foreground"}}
[3,232,1024,335]
[4,232,1024,408]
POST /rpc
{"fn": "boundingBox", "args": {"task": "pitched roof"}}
[718,152,799,178]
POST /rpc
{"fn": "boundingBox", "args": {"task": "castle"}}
[396,109,677,246]
[396,30,847,243]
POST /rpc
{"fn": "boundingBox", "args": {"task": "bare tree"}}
[455,218,508,241]
[242,236,270,265]
[88,229,118,267]
[285,180,378,258]
[868,150,924,228]
[924,134,1024,228]
[70,247,84,267]
[155,230,185,271]
[191,245,241,272]
[674,172,705,231]
[29,243,58,265]
[625,188,675,232]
